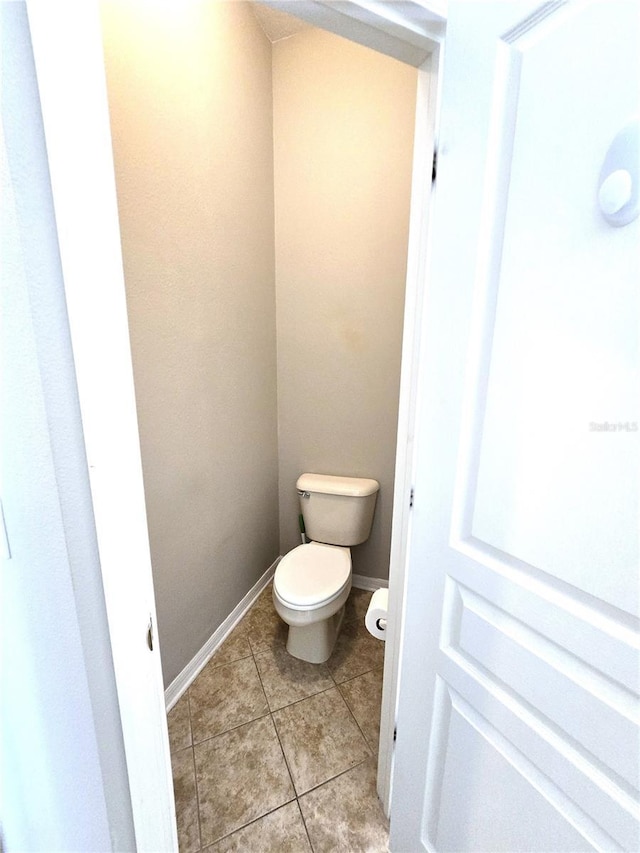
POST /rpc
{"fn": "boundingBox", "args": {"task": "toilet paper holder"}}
[365,587,389,640]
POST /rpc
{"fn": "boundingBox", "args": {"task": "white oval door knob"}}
[599,168,633,215]
[597,118,639,226]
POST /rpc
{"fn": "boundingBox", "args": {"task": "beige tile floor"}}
[167,582,389,852]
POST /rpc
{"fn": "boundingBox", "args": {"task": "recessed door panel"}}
[467,0,639,611]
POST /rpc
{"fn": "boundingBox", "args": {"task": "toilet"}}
[273,473,379,663]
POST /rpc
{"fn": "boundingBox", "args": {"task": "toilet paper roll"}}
[365,587,388,640]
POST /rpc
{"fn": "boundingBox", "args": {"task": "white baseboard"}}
[352,573,389,592]
[165,557,280,711]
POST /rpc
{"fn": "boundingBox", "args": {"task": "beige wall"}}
[101,2,279,685]
[273,29,417,580]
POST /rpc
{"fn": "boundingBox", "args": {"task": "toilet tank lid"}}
[297,473,380,497]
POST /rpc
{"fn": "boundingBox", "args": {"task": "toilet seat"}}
[274,542,351,611]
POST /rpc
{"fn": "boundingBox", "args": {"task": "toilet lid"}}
[274,542,351,609]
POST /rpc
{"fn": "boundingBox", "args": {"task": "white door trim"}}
[378,43,443,814]
[261,0,445,67]
[27,0,445,845]
[26,2,177,850]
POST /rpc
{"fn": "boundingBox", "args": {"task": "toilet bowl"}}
[273,472,379,664]
[273,542,352,663]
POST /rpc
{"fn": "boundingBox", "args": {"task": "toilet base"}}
[286,604,345,664]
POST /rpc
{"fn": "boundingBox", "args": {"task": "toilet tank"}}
[297,473,379,547]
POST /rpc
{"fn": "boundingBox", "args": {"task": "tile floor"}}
[167,582,389,852]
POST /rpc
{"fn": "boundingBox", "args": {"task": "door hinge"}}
[432,149,438,182]
[147,615,154,651]
[393,726,397,743]
[409,488,414,509]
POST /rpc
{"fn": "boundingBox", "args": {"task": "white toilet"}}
[273,472,379,663]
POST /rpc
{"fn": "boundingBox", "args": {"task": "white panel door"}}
[390,2,639,851]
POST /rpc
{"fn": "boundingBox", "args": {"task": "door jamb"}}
[26,2,177,850]
[27,0,445,844]
[378,39,443,814]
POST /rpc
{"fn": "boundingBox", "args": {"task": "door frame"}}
[377,42,443,812]
[25,2,178,850]
[27,0,445,845]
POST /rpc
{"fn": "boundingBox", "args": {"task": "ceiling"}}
[250,2,312,43]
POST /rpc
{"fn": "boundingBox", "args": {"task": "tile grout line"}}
[189,709,272,750]
[249,623,299,799]
[248,593,320,851]
[193,595,290,851]
[336,682,376,759]
[251,615,375,850]
[337,666,385,755]
[262,662,382,716]
[248,607,317,851]
[203,795,299,851]
[338,662,384,686]
[270,681,338,714]
[298,754,372,799]
[294,797,317,853]
[186,688,204,853]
